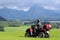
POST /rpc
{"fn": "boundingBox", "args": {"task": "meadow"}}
[0,25,60,40]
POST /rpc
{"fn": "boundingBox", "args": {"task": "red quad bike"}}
[25,24,52,38]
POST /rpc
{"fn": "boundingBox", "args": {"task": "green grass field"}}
[0,25,60,40]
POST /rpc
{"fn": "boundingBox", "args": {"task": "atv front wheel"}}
[45,33,50,38]
[38,32,45,38]
[25,32,31,37]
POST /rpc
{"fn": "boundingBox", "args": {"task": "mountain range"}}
[0,5,60,21]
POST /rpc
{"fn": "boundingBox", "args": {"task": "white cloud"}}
[6,5,19,9]
[44,6,57,10]
[0,0,60,11]
[5,5,30,11]
[22,7,30,11]
[0,6,4,9]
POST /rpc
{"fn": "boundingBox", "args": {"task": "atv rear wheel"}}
[25,32,30,37]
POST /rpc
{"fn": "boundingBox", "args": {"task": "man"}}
[36,20,43,29]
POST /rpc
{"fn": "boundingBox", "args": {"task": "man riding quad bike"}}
[25,20,52,38]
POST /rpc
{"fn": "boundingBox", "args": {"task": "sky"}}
[0,0,60,11]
